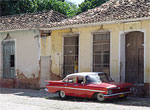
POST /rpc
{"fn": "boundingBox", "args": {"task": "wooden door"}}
[2,41,15,78]
[63,35,79,77]
[125,31,144,84]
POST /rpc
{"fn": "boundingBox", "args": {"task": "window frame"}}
[92,32,110,76]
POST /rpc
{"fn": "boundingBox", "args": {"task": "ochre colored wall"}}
[41,36,51,56]
[48,20,150,85]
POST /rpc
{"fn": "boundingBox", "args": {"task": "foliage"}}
[0,0,108,17]
[77,0,108,14]
[0,0,77,17]
[65,0,78,17]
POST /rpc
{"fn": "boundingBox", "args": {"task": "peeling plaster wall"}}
[49,30,64,78]
[41,36,51,56]
[0,29,41,88]
[40,36,51,87]
[50,20,150,95]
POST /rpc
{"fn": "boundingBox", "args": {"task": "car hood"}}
[87,81,133,89]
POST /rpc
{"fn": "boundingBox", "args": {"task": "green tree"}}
[65,0,78,17]
[0,0,77,17]
[77,0,108,14]
[1,0,18,16]
[58,0,65,2]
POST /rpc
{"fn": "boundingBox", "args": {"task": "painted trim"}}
[109,30,113,78]
[0,28,37,33]
[90,32,93,72]
[62,32,80,37]
[144,30,146,84]
[47,86,105,93]
[78,32,81,72]
[0,40,3,78]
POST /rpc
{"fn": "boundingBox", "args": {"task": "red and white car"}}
[45,72,133,102]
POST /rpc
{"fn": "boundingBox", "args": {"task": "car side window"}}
[86,76,91,84]
[77,76,84,84]
[68,76,76,83]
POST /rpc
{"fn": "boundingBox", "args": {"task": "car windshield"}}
[86,73,111,84]
[86,74,101,84]
[99,73,110,83]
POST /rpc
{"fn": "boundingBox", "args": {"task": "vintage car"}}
[45,72,133,102]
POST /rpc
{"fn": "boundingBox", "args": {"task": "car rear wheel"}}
[59,90,66,99]
[96,93,105,102]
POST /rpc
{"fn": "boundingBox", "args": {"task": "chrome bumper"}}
[104,91,132,97]
[44,88,48,92]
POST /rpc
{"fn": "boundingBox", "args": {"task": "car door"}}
[63,76,77,96]
[72,76,87,97]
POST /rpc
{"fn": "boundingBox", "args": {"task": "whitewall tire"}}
[96,93,105,102]
[59,90,66,99]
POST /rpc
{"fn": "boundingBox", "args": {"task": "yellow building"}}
[41,0,150,96]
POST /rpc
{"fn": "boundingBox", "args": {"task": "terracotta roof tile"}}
[1,0,150,31]
[49,0,150,28]
[0,10,67,31]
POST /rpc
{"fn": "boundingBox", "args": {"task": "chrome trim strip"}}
[47,86,63,88]
[47,86,105,93]
[104,91,132,97]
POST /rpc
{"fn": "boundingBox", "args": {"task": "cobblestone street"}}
[0,88,150,110]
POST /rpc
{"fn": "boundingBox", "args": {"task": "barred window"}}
[93,33,110,76]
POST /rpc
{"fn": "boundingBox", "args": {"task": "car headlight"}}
[107,89,112,94]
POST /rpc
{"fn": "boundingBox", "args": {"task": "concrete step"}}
[131,85,146,97]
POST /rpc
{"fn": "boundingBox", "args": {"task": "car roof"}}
[66,72,105,77]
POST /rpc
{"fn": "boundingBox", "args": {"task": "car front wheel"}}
[96,93,105,102]
[59,90,66,99]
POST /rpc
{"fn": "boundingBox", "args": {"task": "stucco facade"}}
[0,10,66,89]
[46,20,150,96]
[0,29,48,88]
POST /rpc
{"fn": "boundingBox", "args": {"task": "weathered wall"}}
[40,36,51,86]
[0,29,41,88]
[50,20,150,95]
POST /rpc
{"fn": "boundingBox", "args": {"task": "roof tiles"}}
[0,0,150,31]
[0,10,67,31]
[49,0,150,28]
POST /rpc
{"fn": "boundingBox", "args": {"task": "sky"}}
[67,0,85,5]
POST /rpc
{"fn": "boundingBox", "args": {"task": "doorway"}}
[63,35,79,77]
[2,40,15,78]
[125,31,144,84]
